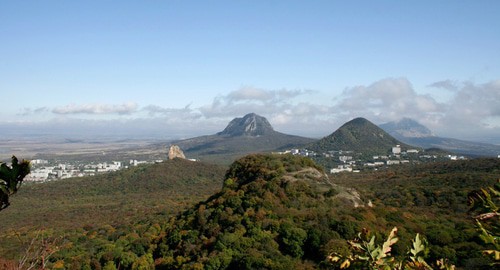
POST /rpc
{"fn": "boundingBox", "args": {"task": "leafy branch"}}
[327,227,455,270]
[0,156,31,211]
[468,180,500,265]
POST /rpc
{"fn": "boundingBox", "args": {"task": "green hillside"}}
[149,155,498,269]
[0,159,226,260]
[1,155,498,269]
[177,134,314,164]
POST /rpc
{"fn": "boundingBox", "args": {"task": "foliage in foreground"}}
[327,227,455,270]
[468,180,500,265]
[328,180,500,269]
[0,156,30,211]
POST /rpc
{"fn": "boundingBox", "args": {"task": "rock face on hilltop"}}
[308,117,415,155]
[168,145,186,160]
[217,113,274,137]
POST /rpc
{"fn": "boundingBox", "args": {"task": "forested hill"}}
[154,155,500,269]
[2,155,499,269]
[154,154,358,269]
[151,155,499,269]
[308,117,416,155]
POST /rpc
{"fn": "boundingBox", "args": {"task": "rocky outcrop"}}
[168,145,186,160]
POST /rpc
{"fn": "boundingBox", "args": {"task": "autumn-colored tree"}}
[0,156,30,211]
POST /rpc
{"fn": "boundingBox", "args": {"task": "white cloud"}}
[142,104,202,119]
[200,87,316,119]
[225,87,313,103]
[440,80,500,135]
[196,87,334,137]
[332,78,500,141]
[6,78,500,143]
[335,77,444,125]
[52,102,138,115]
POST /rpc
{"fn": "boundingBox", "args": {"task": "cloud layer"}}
[336,78,443,123]
[10,78,500,143]
[52,102,138,115]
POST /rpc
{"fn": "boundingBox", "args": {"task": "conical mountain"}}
[173,113,315,164]
[308,117,415,155]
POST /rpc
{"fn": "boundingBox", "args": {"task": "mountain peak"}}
[350,117,370,123]
[217,113,275,137]
[308,117,411,154]
[380,118,434,138]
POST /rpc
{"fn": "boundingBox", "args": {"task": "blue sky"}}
[1,1,499,142]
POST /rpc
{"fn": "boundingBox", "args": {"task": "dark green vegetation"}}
[308,117,416,156]
[154,154,344,269]
[0,156,30,211]
[0,159,226,259]
[1,154,499,269]
[332,158,500,269]
[174,113,315,164]
[152,156,499,269]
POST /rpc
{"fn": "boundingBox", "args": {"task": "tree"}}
[0,156,31,211]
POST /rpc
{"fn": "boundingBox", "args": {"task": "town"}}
[25,144,469,182]
[25,159,163,182]
[24,145,192,182]
[280,145,467,174]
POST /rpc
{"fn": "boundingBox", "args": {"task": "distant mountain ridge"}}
[379,117,434,138]
[173,114,500,163]
[173,113,315,164]
[307,117,415,155]
[380,118,500,157]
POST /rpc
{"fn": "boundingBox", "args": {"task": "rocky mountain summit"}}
[217,113,274,137]
[379,117,434,138]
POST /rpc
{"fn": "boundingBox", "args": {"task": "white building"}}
[330,165,353,173]
[31,159,48,165]
[339,156,353,162]
[387,160,400,165]
[25,169,51,181]
[392,145,401,155]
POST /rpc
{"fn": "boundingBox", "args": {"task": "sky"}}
[1,1,499,143]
